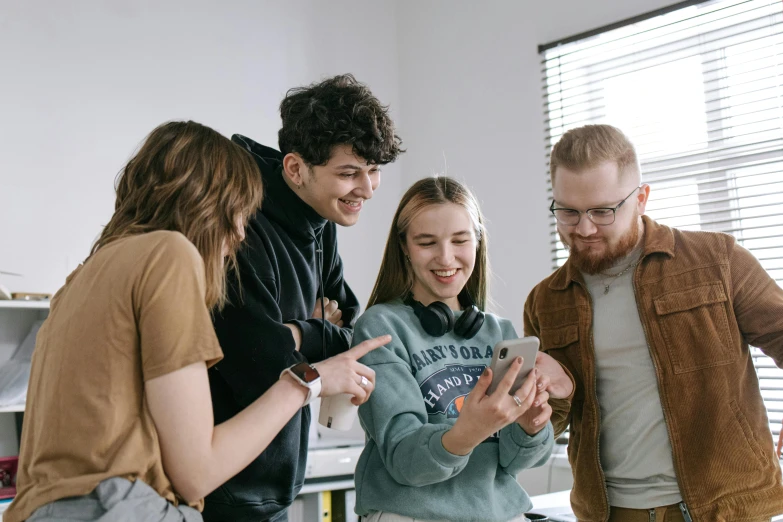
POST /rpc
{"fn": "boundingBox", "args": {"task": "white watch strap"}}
[308,378,322,406]
[281,367,322,406]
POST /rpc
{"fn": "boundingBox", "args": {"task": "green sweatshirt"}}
[353,299,554,522]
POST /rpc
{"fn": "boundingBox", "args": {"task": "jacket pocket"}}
[540,323,580,362]
[540,323,582,380]
[730,399,771,470]
[654,281,736,374]
[541,324,579,350]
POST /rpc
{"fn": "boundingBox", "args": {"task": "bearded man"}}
[524,124,783,522]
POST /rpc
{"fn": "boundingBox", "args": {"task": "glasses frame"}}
[549,186,642,227]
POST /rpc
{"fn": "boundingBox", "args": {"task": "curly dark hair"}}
[278,74,403,166]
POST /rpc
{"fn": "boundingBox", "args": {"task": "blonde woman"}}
[6,121,387,522]
[351,177,574,522]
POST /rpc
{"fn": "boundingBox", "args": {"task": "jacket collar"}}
[548,215,675,291]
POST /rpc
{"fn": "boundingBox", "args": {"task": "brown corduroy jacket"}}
[524,216,783,522]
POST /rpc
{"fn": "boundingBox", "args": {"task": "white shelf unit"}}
[0,302,50,310]
[0,301,48,456]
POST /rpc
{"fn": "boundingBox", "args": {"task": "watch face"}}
[290,362,320,383]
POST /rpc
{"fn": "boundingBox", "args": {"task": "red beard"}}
[562,214,641,275]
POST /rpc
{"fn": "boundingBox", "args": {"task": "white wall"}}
[0,0,402,306]
[395,0,679,331]
[1,0,680,321]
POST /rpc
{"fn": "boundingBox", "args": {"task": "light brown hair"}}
[91,121,263,309]
[367,176,489,310]
[550,124,640,183]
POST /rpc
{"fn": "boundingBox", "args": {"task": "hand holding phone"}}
[488,337,540,395]
[441,356,539,455]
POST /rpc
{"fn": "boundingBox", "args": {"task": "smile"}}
[339,198,363,213]
[432,269,458,277]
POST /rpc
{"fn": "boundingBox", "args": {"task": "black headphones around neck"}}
[405,290,485,339]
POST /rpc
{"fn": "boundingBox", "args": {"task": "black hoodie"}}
[203,135,359,522]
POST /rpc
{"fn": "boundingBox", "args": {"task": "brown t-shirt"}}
[5,231,223,522]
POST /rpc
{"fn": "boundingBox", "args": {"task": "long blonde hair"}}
[91,121,263,309]
[367,176,489,310]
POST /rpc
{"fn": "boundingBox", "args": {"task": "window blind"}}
[541,0,783,440]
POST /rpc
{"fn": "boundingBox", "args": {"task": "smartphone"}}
[487,337,540,395]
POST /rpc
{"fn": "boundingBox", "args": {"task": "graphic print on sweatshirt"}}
[420,363,486,418]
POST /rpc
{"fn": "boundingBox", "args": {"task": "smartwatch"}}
[280,362,322,406]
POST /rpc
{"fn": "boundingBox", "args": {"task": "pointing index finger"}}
[347,335,392,360]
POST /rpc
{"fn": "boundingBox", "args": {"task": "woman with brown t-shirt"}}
[5,121,389,522]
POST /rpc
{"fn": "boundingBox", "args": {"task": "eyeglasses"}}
[549,186,641,226]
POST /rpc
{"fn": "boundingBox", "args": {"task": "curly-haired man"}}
[203,74,403,522]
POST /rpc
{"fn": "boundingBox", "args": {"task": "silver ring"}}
[360,376,370,388]
[512,395,523,407]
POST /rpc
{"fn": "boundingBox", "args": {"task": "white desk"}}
[530,489,571,509]
[528,490,574,521]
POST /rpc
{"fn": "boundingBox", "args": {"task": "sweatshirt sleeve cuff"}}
[509,421,553,447]
[291,319,328,363]
[431,427,471,468]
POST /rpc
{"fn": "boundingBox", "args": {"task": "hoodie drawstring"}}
[315,228,326,361]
